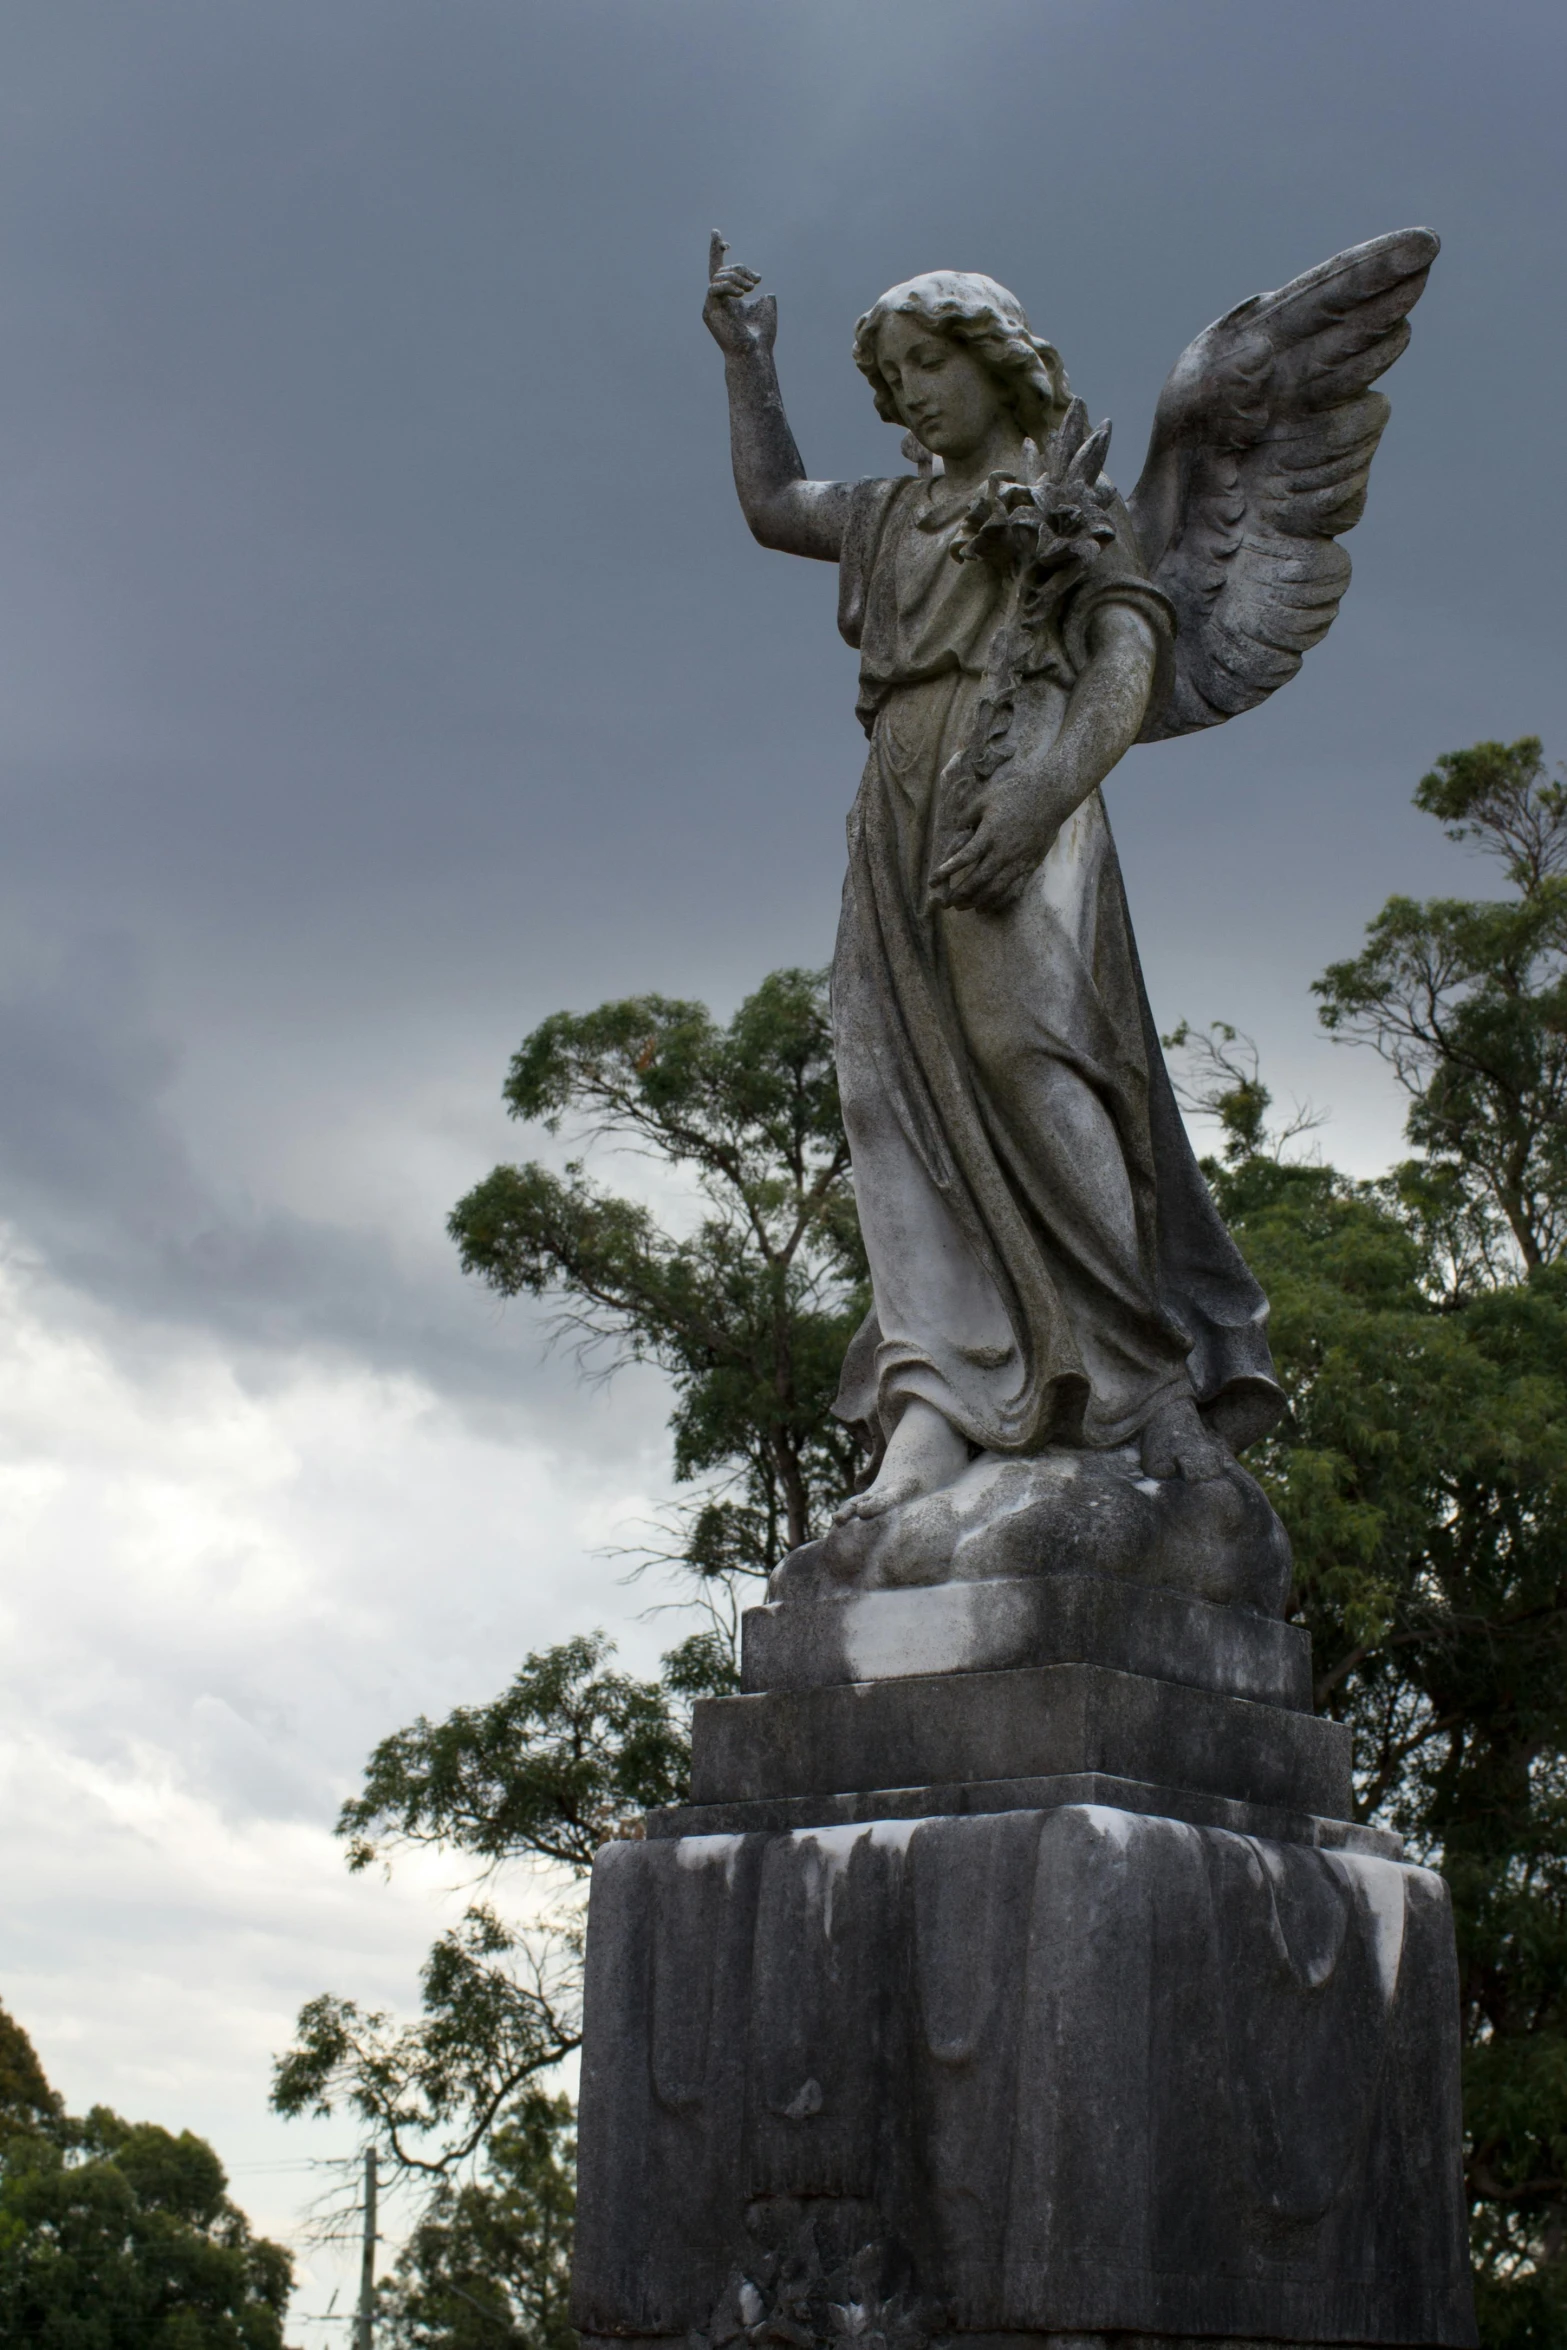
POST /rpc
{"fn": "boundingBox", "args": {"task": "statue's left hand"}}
[930,776,1064,913]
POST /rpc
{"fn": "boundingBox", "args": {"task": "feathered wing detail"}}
[1128,228,1439,742]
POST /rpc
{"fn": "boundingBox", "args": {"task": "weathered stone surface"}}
[801,1448,1292,1613]
[691,1662,1351,1821]
[582,2337,1404,2349]
[582,2339,1410,2350]
[742,1570,1312,1709]
[705,234,1435,1521]
[573,234,1460,2350]
[650,1771,1400,1859]
[571,1807,1475,2346]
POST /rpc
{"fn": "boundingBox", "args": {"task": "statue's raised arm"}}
[702,234,851,561]
[1128,227,1439,741]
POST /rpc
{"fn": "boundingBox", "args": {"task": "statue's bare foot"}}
[1140,1395,1227,1483]
[834,1400,969,1523]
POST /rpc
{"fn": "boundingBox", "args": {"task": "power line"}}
[229,2159,337,2174]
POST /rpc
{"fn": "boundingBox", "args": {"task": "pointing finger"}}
[708,230,729,282]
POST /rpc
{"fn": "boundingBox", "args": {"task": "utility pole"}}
[353,2148,378,2350]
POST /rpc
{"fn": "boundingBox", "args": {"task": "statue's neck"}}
[938,424,1029,502]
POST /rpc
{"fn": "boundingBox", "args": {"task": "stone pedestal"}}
[570,1574,1476,2349]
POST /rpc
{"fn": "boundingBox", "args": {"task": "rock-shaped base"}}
[787,1445,1290,1613]
[571,1807,1475,2347]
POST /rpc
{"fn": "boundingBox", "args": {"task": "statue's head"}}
[853,273,1071,455]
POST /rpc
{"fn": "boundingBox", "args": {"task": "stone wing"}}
[1128,228,1439,742]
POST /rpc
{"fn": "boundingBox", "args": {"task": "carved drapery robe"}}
[830,473,1282,1457]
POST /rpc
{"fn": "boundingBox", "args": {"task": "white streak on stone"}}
[1036,796,1093,920]
[791,1822,870,1863]
[867,1816,924,1853]
[793,1821,870,1936]
[788,1817,922,1934]
[1073,1803,1141,1850]
[1333,1852,1408,2003]
[844,1584,989,1680]
[675,1832,745,1889]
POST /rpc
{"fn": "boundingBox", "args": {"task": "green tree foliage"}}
[1315,736,1567,1274]
[271,1633,734,2185]
[0,2002,292,2348]
[0,2004,62,2142]
[337,1631,729,1878]
[447,968,870,1584]
[272,1902,580,2183]
[1169,742,1567,2344]
[377,2090,575,2350]
[1298,738,1567,2347]
[1195,1146,1567,2347]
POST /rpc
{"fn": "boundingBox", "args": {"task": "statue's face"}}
[874,313,1010,460]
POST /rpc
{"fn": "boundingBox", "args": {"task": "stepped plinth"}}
[571,1558,1475,2350]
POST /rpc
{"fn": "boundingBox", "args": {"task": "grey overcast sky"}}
[0,0,1563,2329]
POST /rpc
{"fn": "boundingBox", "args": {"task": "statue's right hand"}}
[703,231,776,357]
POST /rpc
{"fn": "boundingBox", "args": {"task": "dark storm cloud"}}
[0,936,529,1394]
[0,0,1563,1382]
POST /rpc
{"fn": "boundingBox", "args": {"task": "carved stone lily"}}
[952,397,1117,592]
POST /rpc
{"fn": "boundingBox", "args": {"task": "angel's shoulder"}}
[837,475,919,648]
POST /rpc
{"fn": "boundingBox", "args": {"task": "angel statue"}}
[702,227,1438,1602]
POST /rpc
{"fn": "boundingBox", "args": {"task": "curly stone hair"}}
[853,272,1071,444]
